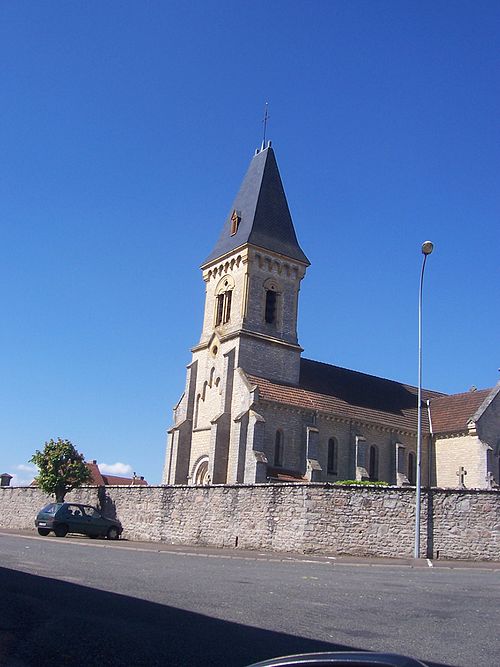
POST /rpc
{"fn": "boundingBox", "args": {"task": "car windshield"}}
[41,503,61,515]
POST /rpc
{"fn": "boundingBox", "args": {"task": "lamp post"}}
[414,240,434,559]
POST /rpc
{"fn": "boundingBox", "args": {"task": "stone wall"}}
[0,484,498,561]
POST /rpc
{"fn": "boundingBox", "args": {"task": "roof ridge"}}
[430,387,492,402]
[301,357,446,397]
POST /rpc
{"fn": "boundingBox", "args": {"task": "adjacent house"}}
[86,460,148,486]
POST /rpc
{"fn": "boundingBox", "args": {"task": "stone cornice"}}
[201,248,249,282]
[192,329,303,353]
[433,430,470,440]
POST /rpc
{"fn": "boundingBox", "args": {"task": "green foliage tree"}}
[30,438,91,503]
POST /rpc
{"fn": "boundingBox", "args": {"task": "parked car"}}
[35,502,122,540]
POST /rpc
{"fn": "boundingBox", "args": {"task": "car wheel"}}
[106,526,119,540]
[89,534,98,539]
[37,528,50,536]
[54,524,68,538]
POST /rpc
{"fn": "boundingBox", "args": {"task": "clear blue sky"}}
[1,1,498,485]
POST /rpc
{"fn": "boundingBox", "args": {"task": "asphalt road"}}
[0,532,498,667]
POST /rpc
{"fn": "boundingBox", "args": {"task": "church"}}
[163,143,500,490]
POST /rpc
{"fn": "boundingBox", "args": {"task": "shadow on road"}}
[0,566,455,667]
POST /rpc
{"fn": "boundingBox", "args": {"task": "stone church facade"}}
[163,143,500,490]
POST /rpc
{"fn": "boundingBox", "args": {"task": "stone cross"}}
[456,466,467,489]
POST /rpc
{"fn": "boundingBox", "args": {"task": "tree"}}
[30,438,91,503]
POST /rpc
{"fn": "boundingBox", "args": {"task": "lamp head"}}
[422,241,434,255]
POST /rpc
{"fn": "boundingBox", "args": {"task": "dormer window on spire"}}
[230,210,240,236]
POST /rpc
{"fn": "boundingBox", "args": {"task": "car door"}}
[82,505,105,537]
[63,504,87,535]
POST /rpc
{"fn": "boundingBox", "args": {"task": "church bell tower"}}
[194,141,309,384]
[163,142,309,485]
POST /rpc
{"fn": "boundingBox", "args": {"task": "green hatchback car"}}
[35,502,122,540]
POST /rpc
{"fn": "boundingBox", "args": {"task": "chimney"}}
[1,473,13,487]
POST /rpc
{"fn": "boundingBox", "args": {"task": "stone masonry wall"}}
[0,484,498,561]
[434,434,487,489]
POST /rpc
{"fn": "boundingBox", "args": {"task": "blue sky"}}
[1,1,498,485]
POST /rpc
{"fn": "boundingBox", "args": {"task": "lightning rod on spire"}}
[262,102,270,149]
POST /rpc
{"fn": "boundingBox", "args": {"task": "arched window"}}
[327,438,338,475]
[194,394,201,428]
[368,445,378,481]
[408,452,416,485]
[263,278,281,325]
[274,430,284,467]
[214,277,234,326]
[265,290,277,323]
[193,457,210,485]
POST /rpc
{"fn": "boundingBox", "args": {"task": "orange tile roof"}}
[247,358,445,433]
[86,461,148,486]
[429,389,491,433]
[86,461,105,486]
[101,473,148,486]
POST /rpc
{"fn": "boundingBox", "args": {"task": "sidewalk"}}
[2,527,499,570]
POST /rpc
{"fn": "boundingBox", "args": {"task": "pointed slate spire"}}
[203,144,310,266]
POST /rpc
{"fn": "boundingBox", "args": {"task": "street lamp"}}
[414,240,434,559]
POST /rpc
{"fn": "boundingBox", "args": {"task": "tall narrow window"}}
[327,438,338,474]
[265,290,277,324]
[368,445,378,481]
[214,276,234,327]
[223,289,232,323]
[215,294,225,326]
[408,452,416,485]
[274,430,283,467]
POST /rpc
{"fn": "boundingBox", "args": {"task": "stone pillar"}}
[227,410,249,484]
[166,421,194,484]
[355,435,368,481]
[395,443,409,486]
[208,348,236,484]
[244,410,267,483]
[305,426,322,481]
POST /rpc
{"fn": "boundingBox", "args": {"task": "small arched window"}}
[368,445,378,481]
[194,394,201,429]
[215,277,234,326]
[193,457,210,485]
[274,430,284,467]
[408,452,416,485]
[327,438,338,475]
[265,290,277,324]
[263,278,281,326]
